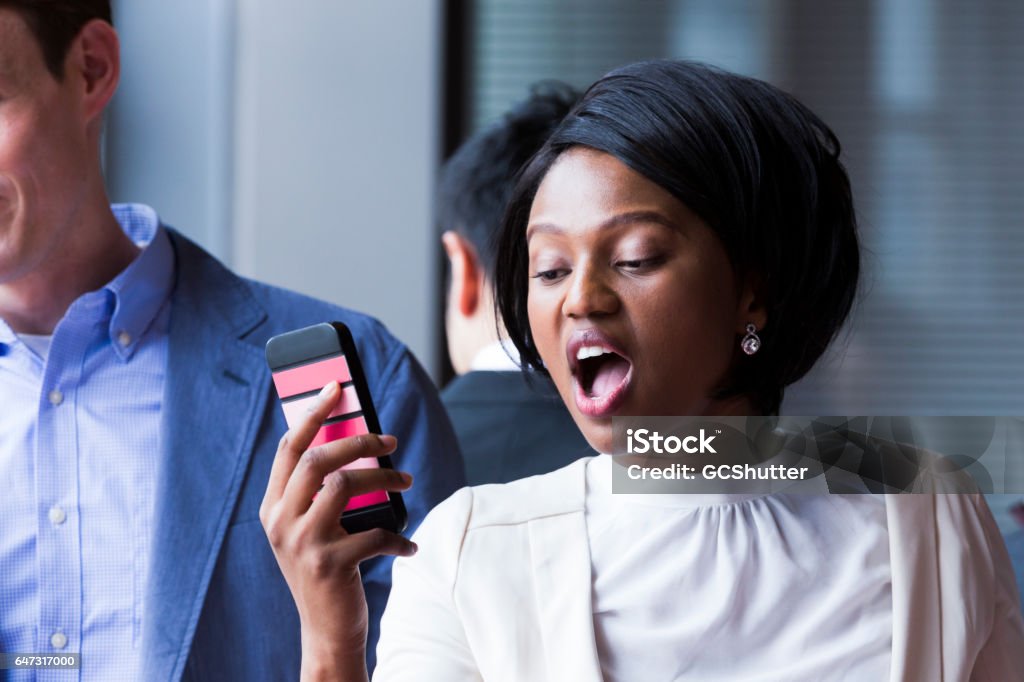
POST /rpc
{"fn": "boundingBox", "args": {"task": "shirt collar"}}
[0,319,14,351]
[469,339,521,372]
[104,204,175,361]
[0,204,174,361]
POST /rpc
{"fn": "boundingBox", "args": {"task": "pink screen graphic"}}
[274,355,389,510]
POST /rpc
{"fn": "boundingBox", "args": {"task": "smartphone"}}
[266,321,408,534]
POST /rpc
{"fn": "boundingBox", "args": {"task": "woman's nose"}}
[561,264,620,319]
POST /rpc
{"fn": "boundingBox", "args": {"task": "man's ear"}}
[442,231,482,317]
[67,19,120,126]
[736,273,768,333]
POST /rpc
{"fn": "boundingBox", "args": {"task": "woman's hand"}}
[260,381,417,682]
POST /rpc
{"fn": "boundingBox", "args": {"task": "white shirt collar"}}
[469,339,521,372]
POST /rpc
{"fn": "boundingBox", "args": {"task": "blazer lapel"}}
[887,494,943,681]
[528,464,603,681]
[140,231,269,681]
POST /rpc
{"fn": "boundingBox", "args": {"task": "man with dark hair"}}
[0,4,464,680]
[439,83,594,485]
[0,0,112,76]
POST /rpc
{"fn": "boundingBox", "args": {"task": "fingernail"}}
[377,434,397,450]
[317,382,337,403]
[399,471,413,485]
[410,542,419,555]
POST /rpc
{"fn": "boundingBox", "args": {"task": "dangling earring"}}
[741,324,761,355]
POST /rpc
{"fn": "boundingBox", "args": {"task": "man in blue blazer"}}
[0,3,464,680]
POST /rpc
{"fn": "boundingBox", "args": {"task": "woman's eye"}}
[530,268,569,283]
[616,256,664,271]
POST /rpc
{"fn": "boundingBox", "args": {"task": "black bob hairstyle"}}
[494,60,860,416]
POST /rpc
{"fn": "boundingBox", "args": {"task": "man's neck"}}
[0,203,141,335]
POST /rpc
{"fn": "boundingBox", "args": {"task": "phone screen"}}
[272,353,389,511]
[267,323,408,534]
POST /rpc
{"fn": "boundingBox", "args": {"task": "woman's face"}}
[526,147,764,453]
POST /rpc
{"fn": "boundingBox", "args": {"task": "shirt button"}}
[48,389,64,406]
[117,330,132,347]
[51,632,67,649]
[49,506,67,526]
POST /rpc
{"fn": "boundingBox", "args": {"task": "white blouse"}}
[585,455,893,681]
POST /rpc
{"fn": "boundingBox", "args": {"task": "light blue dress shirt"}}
[0,205,174,681]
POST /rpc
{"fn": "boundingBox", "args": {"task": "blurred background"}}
[103,1,1023,534]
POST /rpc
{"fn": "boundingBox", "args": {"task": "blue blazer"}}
[140,231,466,680]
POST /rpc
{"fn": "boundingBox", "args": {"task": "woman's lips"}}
[565,329,633,418]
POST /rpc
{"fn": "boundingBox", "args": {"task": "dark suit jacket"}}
[441,370,594,485]
[142,230,465,680]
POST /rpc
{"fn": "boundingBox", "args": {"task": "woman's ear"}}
[442,231,481,318]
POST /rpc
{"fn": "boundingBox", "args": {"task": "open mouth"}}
[567,334,634,417]
[577,347,631,399]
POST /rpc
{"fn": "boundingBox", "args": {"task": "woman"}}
[260,61,1024,681]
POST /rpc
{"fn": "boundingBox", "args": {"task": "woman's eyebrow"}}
[526,210,677,241]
